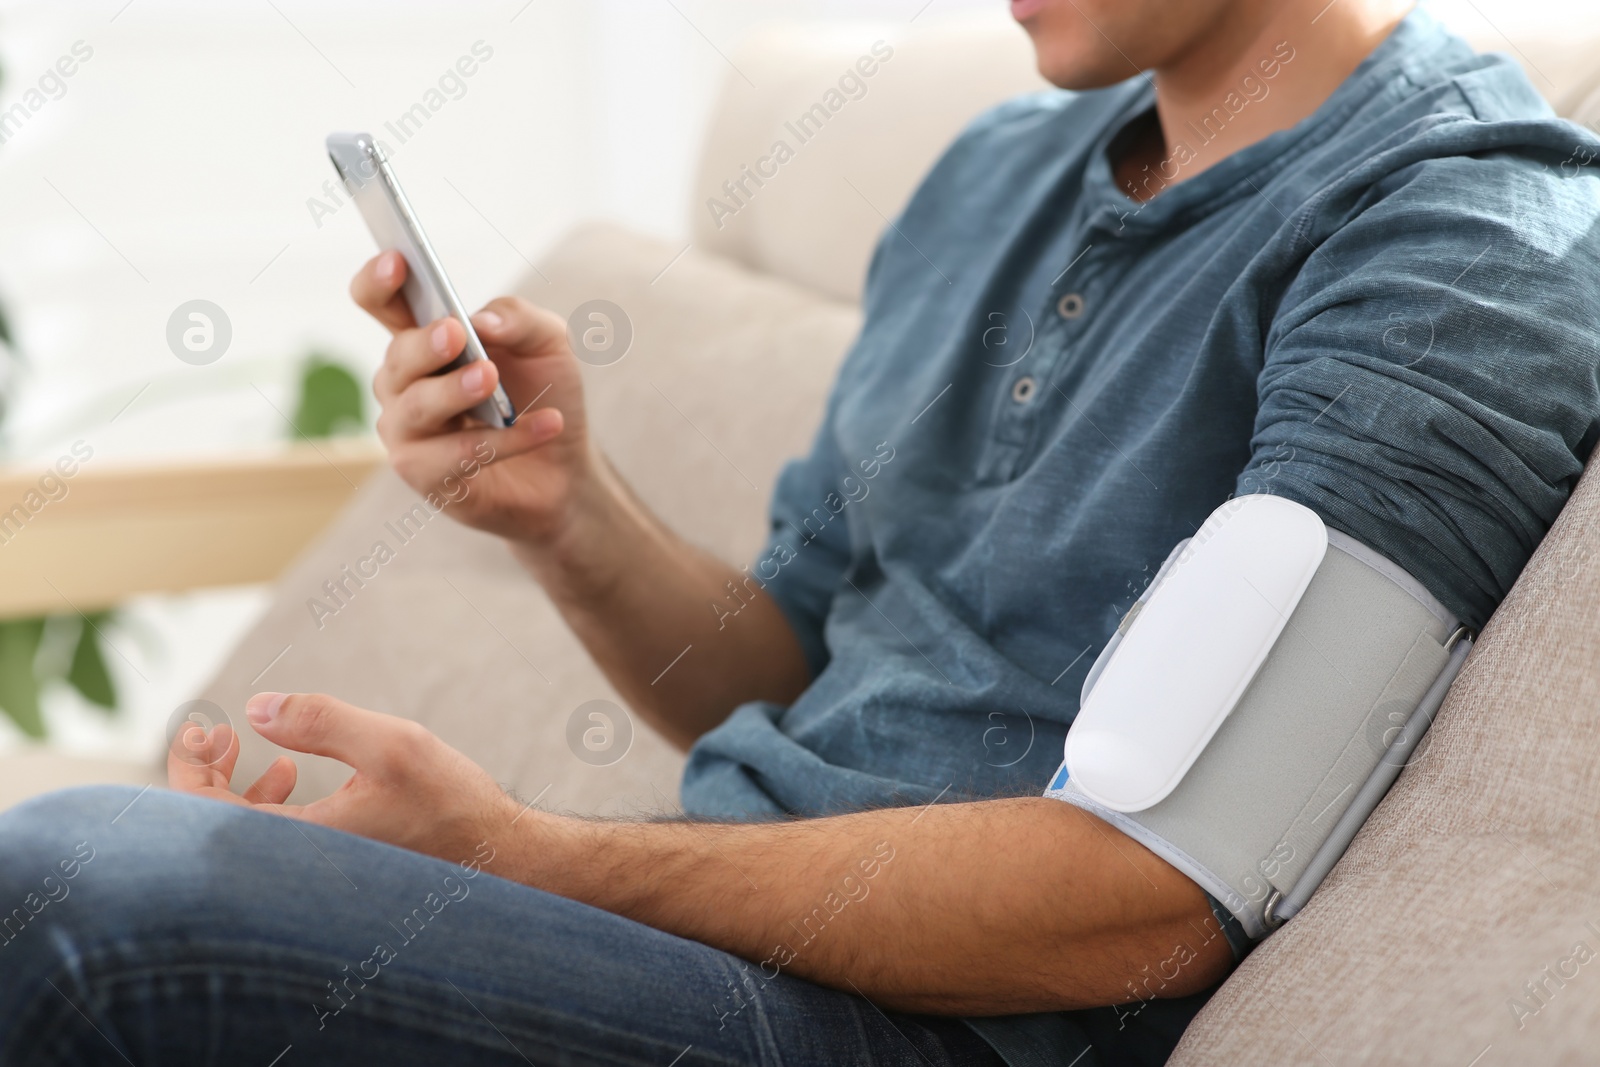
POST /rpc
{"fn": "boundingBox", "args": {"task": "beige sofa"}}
[197,12,1600,1064]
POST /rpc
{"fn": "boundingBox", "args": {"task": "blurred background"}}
[0,0,1587,761]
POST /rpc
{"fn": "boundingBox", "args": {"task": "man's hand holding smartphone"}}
[348,249,811,742]
[350,250,620,567]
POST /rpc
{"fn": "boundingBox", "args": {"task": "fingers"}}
[167,722,239,793]
[377,350,501,443]
[246,691,429,780]
[385,409,564,491]
[242,755,299,806]
[350,251,417,334]
[371,297,568,433]
[372,316,467,409]
[167,719,301,813]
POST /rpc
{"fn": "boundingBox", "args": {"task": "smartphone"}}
[326,131,514,428]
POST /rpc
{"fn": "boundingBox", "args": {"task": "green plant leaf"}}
[68,613,117,711]
[0,300,14,430]
[0,618,47,738]
[291,354,365,440]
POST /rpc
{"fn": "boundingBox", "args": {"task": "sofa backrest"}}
[690,11,1600,304]
[689,12,1046,304]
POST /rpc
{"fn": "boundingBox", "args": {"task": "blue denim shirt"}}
[681,11,1600,1065]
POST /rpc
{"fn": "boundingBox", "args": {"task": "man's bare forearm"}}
[513,452,811,749]
[504,798,1235,1015]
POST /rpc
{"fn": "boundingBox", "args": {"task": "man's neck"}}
[1116,0,1413,202]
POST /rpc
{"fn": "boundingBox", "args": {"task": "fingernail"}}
[462,365,486,393]
[473,309,502,331]
[247,692,286,725]
[530,408,563,436]
[431,322,452,355]
[378,254,397,281]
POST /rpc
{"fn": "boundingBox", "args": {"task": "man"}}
[3,0,1598,1063]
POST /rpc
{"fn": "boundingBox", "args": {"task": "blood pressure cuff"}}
[1044,495,1472,941]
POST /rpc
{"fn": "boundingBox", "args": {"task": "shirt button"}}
[1057,292,1085,320]
[1011,376,1038,404]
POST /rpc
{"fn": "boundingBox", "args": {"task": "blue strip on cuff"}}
[1204,890,1254,964]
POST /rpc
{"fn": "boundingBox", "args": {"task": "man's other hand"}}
[166,692,517,867]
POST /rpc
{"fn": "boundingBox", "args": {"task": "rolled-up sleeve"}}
[1239,151,1600,629]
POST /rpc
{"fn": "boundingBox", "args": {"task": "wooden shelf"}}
[0,440,386,619]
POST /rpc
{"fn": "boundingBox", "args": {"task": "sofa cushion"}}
[200,223,858,813]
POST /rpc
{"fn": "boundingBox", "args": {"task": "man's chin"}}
[1031,49,1146,92]
[1016,10,1147,90]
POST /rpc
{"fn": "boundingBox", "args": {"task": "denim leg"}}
[0,786,1002,1067]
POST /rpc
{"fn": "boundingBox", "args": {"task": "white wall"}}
[0,0,1011,465]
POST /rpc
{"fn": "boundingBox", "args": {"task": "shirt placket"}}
[983,230,1111,483]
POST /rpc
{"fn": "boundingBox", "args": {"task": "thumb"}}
[246,692,407,773]
[471,297,569,362]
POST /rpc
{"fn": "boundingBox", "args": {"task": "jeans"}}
[0,786,1006,1066]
